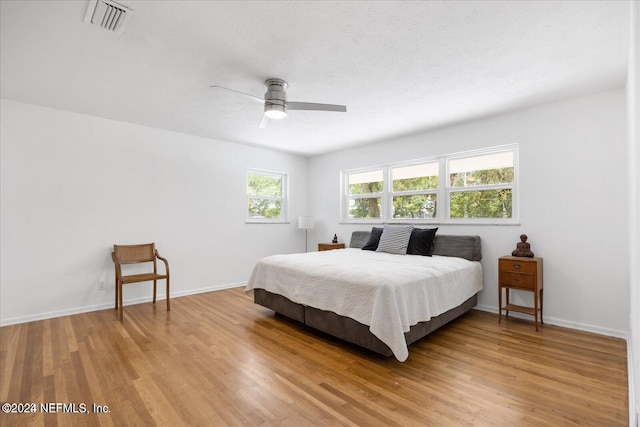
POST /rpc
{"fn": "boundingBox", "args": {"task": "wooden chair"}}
[112,243,170,321]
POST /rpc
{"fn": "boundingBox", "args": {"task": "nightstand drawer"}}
[499,259,537,274]
[500,271,535,290]
[318,243,345,251]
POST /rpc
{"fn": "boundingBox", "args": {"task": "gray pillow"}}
[376,225,414,255]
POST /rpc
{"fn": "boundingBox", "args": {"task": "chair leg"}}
[153,280,157,305]
[166,278,170,311]
[115,278,118,310]
[118,282,124,321]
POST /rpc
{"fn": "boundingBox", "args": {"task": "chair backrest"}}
[113,243,156,264]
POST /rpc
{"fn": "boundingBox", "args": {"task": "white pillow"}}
[376,225,414,255]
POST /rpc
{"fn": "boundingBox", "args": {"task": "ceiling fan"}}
[210,78,347,128]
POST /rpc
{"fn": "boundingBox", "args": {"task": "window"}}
[391,162,439,219]
[448,151,515,219]
[341,145,518,224]
[247,169,288,223]
[345,169,384,220]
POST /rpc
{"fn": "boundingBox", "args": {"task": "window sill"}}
[340,219,521,226]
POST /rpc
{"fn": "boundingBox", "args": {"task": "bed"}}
[246,229,483,361]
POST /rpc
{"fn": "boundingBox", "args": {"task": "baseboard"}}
[474,304,628,339]
[0,281,247,327]
[170,281,246,298]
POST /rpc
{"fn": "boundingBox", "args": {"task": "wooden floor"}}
[0,287,628,426]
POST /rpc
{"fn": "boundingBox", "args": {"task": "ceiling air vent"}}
[84,0,132,34]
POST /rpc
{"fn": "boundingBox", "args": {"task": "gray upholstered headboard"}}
[349,231,373,249]
[349,230,482,261]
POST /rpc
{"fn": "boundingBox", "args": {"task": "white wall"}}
[309,88,629,337]
[627,1,639,424]
[0,99,309,325]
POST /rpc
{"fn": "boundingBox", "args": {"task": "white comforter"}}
[246,248,483,361]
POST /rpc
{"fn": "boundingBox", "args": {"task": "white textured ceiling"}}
[0,1,630,156]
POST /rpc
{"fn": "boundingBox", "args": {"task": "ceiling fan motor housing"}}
[264,79,288,118]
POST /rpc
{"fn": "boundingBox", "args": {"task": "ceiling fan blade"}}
[258,114,271,129]
[210,85,263,103]
[287,102,347,112]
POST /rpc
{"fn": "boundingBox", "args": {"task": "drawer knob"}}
[513,264,521,269]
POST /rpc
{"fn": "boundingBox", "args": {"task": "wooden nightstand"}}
[318,243,345,251]
[498,256,543,331]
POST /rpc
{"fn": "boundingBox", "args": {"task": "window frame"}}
[343,168,386,222]
[445,146,519,224]
[246,168,289,224]
[340,145,519,225]
[389,161,440,221]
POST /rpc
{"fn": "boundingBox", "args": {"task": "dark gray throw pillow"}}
[407,227,439,256]
[361,227,384,251]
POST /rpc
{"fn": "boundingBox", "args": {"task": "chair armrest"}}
[155,250,170,276]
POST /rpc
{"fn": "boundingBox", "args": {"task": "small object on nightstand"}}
[498,256,543,331]
[512,234,534,257]
[332,234,338,243]
[318,242,345,251]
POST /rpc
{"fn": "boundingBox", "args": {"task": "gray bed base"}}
[254,289,477,357]
[253,231,482,357]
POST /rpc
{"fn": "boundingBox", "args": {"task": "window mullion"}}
[449,183,512,193]
[349,193,384,199]
[440,156,448,221]
[383,167,390,220]
[392,189,437,197]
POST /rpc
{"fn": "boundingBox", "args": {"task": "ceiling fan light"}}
[264,104,287,119]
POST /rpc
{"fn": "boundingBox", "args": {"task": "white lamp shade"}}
[298,216,314,229]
